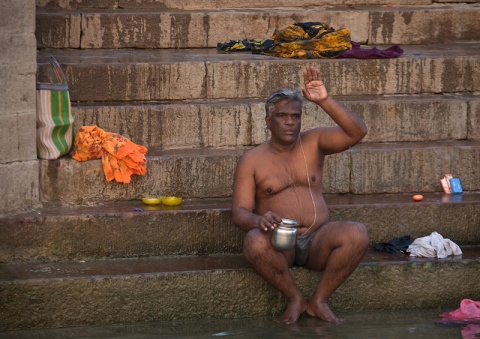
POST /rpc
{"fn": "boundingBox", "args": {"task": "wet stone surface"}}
[0,308,474,338]
[1,247,479,282]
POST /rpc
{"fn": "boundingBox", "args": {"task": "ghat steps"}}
[71,94,479,148]
[36,3,479,48]
[1,194,479,262]
[36,44,480,102]
[1,0,479,330]
[1,248,480,329]
[36,140,480,205]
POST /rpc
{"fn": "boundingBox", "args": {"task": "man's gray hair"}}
[265,88,303,116]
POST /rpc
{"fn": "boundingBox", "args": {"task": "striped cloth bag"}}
[36,56,74,159]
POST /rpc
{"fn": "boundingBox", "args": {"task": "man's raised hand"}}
[301,66,328,104]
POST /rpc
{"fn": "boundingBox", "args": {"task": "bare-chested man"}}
[231,66,369,325]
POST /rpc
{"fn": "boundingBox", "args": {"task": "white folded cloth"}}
[407,231,462,258]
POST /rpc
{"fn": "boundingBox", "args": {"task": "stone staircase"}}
[1,0,480,330]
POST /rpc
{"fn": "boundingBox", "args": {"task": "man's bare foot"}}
[275,297,307,325]
[306,300,345,324]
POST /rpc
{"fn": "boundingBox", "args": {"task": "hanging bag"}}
[36,56,74,159]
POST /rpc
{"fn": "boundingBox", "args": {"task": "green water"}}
[1,309,478,338]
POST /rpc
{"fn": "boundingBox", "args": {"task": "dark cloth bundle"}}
[374,235,413,253]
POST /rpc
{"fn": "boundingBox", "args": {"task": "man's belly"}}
[256,187,329,233]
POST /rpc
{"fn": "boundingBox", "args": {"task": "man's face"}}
[266,99,302,145]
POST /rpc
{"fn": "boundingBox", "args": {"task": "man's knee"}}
[346,221,369,249]
[243,228,269,260]
[243,228,262,245]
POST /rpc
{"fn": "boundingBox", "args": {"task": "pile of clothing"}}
[406,232,462,259]
[374,232,462,259]
[217,21,403,59]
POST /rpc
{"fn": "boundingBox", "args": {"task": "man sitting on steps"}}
[231,65,369,324]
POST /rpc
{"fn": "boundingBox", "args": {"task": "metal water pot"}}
[271,218,299,251]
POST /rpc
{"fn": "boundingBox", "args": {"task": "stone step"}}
[1,193,479,262]
[36,0,433,10]
[37,43,480,102]
[1,247,480,329]
[72,94,480,149]
[35,4,480,48]
[39,140,480,205]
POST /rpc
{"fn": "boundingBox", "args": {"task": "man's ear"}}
[265,115,270,129]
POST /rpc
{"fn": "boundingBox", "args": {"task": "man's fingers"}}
[314,67,323,83]
[259,218,275,231]
[303,68,310,86]
[304,66,323,86]
[306,66,315,81]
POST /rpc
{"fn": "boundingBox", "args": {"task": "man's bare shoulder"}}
[241,143,269,160]
[236,143,269,173]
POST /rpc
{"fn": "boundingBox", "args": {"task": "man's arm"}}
[302,66,367,155]
[231,154,281,232]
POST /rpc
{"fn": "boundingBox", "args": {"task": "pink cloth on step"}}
[440,299,480,320]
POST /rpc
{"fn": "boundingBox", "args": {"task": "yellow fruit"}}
[142,197,162,205]
[162,196,182,206]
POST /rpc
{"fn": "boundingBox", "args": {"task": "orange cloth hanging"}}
[72,125,147,184]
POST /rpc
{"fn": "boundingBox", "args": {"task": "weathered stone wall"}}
[0,1,39,214]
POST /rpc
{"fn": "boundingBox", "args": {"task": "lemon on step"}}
[142,197,162,205]
[162,196,182,206]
